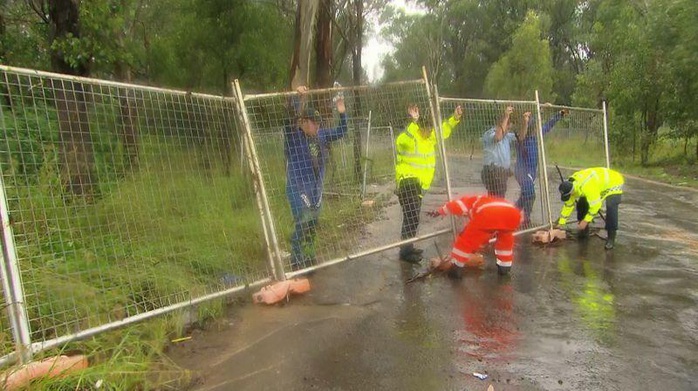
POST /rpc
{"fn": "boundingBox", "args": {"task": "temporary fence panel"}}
[537,103,608,224]
[362,124,398,198]
[437,97,550,230]
[0,66,273,363]
[238,80,452,275]
[0,64,613,364]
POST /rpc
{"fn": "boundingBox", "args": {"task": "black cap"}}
[559,181,574,201]
[300,107,322,123]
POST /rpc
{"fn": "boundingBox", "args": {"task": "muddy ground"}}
[169,167,698,391]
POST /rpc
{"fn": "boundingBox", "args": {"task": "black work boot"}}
[400,245,423,264]
[605,230,617,250]
[447,266,464,280]
[497,265,511,276]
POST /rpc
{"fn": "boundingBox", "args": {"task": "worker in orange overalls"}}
[427,195,522,277]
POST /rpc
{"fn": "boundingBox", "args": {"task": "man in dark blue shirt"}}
[285,86,348,270]
[514,108,568,227]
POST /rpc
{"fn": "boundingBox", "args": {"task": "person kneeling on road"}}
[427,195,522,278]
[556,167,624,250]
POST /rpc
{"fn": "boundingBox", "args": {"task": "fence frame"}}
[535,90,555,228]
[0,169,31,364]
[233,79,285,281]
[239,74,447,278]
[0,65,278,367]
[0,64,612,368]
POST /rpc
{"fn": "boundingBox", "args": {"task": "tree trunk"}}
[315,0,333,89]
[114,61,139,174]
[351,0,363,182]
[289,0,318,88]
[49,0,96,197]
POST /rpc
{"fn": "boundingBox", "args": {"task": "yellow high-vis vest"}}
[558,167,624,224]
[395,116,459,191]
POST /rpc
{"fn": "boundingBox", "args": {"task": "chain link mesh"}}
[437,98,552,229]
[240,80,452,273]
[0,67,272,358]
[539,104,607,222]
[0,65,610,362]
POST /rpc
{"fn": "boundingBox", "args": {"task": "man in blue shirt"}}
[285,86,348,270]
[514,108,568,227]
[481,105,516,198]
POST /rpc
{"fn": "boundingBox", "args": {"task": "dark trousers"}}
[515,167,537,224]
[576,194,621,231]
[287,187,320,268]
[481,164,509,198]
[397,178,422,255]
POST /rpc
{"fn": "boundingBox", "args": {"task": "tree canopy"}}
[1,0,697,163]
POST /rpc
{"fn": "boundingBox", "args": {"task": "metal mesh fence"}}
[0,65,610,364]
[238,80,452,274]
[0,66,272,360]
[437,97,551,230]
[538,104,608,223]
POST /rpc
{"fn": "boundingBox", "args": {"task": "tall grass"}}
[0,124,391,388]
[0,132,269,387]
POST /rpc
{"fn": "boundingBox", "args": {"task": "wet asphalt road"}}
[169,175,698,391]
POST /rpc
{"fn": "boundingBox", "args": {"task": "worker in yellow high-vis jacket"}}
[557,167,624,249]
[395,103,463,263]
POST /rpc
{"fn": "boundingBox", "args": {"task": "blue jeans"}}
[515,167,536,225]
[287,189,320,268]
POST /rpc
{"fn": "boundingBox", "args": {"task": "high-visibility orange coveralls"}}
[436,195,522,271]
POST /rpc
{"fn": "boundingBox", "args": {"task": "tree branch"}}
[25,0,49,24]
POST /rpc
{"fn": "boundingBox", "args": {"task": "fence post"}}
[232,80,286,281]
[361,111,372,199]
[534,90,554,229]
[428,83,458,239]
[0,174,32,364]
[602,100,611,168]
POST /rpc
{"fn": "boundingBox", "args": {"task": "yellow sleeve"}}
[441,116,460,140]
[558,198,576,225]
[582,185,602,223]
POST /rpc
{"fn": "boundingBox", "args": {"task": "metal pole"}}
[238,134,275,274]
[242,79,425,100]
[239,134,246,175]
[0,64,230,101]
[602,100,611,168]
[429,84,458,239]
[0,277,273,368]
[0,173,32,364]
[233,80,286,281]
[285,228,453,278]
[535,90,554,229]
[361,111,373,199]
[439,96,539,106]
[389,125,397,169]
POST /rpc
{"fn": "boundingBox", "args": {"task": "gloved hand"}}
[426,210,442,218]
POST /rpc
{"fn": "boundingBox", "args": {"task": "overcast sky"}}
[362,1,425,82]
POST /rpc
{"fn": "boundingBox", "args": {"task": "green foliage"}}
[145,0,293,93]
[0,2,51,68]
[484,11,554,100]
[380,6,444,84]
[573,0,698,165]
